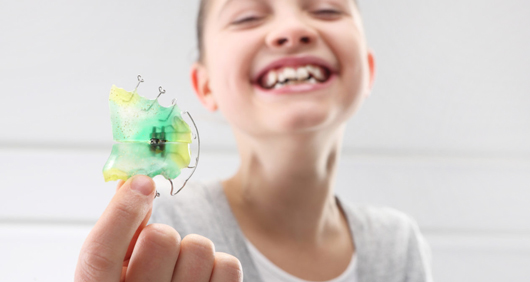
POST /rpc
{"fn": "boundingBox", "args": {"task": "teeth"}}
[265,71,277,88]
[306,65,325,81]
[275,68,295,84]
[296,67,309,80]
[277,71,286,83]
[261,64,328,89]
[283,67,296,81]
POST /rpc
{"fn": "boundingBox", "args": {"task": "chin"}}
[268,104,338,133]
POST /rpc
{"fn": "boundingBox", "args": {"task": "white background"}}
[1,0,529,281]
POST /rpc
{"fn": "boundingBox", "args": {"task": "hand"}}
[75,175,243,282]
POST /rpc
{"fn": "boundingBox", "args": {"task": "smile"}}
[253,56,336,92]
[260,64,331,89]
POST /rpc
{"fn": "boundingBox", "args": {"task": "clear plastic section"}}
[102,86,192,182]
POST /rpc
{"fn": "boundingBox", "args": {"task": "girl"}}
[75,0,432,281]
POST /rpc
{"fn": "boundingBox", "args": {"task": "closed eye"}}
[312,9,342,19]
[232,16,261,25]
[315,9,340,14]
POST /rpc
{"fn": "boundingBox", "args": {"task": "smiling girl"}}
[75,0,433,281]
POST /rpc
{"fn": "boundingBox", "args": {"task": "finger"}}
[126,224,181,282]
[123,207,152,266]
[116,179,125,192]
[118,180,152,266]
[75,175,156,282]
[210,253,243,282]
[172,234,216,282]
[115,179,152,267]
[120,266,127,282]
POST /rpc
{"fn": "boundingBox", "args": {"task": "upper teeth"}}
[262,64,328,89]
[296,67,309,81]
[306,65,325,81]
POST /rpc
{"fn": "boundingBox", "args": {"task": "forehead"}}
[212,0,357,13]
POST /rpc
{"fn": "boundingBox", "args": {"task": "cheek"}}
[339,58,370,121]
[204,31,267,131]
[334,28,369,89]
[323,26,370,119]
[206,29,262,93]
[206,52,257,132]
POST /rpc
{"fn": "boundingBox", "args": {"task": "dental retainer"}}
[102,75,200,198]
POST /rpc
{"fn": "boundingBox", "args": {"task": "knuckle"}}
[141,224,181,252]
[112,200,140,221]
[215,252,242,271]
[181,234,215,258]
[214,252,243,281]
[77,246,115,280]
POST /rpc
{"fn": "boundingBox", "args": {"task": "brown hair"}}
[196,0,359,62]
[196,0,210,62]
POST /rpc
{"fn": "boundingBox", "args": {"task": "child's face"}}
[192,0,375,137]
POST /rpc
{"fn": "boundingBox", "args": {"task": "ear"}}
[366,49,376,97]
[191,62,218,112]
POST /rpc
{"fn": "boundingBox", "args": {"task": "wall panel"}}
[2,148,528,233]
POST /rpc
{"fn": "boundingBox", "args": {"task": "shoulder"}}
[338,198,433,282]
[342,201,419,239]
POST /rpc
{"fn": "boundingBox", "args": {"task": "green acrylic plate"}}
[102,85,192,182]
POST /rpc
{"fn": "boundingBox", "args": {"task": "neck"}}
[223,125,347,243]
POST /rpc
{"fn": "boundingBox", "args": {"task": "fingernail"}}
[130,175,154,196]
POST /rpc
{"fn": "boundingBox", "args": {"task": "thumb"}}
[76,175,155,282]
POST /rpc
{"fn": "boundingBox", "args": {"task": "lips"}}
[260,64,330,89]
[252,56,336,90]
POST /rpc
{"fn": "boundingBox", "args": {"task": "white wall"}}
[1,0,529,281]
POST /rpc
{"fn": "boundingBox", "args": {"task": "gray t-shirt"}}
[149,179,433,282]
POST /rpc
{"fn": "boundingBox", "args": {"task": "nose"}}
[266,19,317,50]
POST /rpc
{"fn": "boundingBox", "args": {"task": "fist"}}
[74,175,243,282]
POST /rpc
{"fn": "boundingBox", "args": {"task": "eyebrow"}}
[218,0,240,16]
[218,0,260,19]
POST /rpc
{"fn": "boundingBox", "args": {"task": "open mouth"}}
[255,58,332,90]
[258,64,332,90]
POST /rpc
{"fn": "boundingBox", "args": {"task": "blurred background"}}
[1,0,529,281]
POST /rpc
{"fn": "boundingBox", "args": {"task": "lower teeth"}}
[272,77,319,89]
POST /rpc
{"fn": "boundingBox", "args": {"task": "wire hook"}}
[146,86,166,111]
[125,75,144,102]
[135,75,144,92]
[159,98,177,122]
